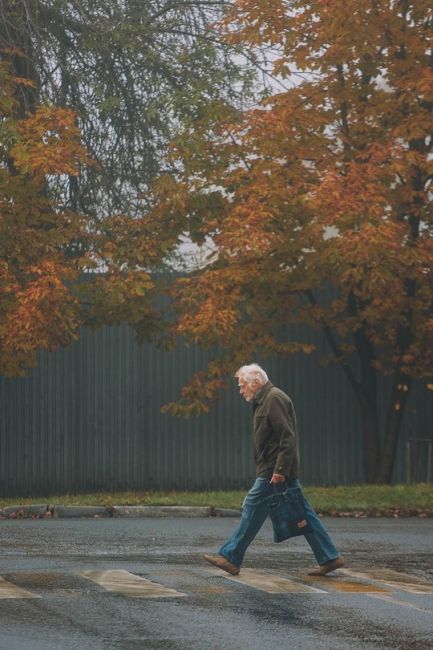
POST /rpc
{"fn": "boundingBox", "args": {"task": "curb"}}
[111,505,212,518]
[1,505,432,520]
[1,504,50,519]
[0,505,241,519]
[212,507,241,517]
[52,506,109,518]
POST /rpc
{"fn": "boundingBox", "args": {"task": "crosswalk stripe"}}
[301,575,390,593]
[0,576,40,599]
[340,569,433,594]
[1,567,431,600]
[206,568,326,593]
[78,570,187,598]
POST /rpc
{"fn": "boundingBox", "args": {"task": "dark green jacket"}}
[252,381,300,479]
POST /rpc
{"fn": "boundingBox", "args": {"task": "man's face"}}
[237,378,260,402]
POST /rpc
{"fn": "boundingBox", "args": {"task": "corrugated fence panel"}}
[264,324,365,487]
[1,322,433,497]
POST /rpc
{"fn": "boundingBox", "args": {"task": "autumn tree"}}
[138,0,433,483]
[0,1,259,370]
[0,0,256,217]
[0,61,92,374]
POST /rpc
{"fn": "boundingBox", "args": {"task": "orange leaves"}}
[12,76,37,89]
[0,261,79,374]
[1,59,92,182]
[139,0,433,416]
[11,106,93,179]
[162,364,228,417]
[321,218,415,300]
[219,0,289,49]
[175,298,239,342]
[310,142,393,227]
[217,202,280,258]
[172,270,243,345]
[411,68,433,103]
[0,67,93,376]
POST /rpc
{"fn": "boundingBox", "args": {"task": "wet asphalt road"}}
[0,516,432,650]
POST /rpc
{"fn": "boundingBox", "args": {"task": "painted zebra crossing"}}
[0,576,41,599]
[0,568,433,604]
[79,569,187,597]
[205,568,328,594]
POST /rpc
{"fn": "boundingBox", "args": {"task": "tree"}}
[0,1,258,372]
[0,61,92,374]
[0,0,256,217]
[140,0,433,483]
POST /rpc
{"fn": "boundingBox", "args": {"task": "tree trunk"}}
[375,374,412,484]
[349,304,382,483]
[311,291,383,483]
[0,0,39,116]
[352,369,413,484]
[357,393,381,483]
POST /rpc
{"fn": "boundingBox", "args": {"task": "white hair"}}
[235,363,268,386]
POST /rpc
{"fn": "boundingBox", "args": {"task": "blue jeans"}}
[218,477,340,568]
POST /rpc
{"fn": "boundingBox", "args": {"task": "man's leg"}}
[287,479,343,572]
[204,477,274,571]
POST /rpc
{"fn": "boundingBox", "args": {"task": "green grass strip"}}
[1,483,432,515]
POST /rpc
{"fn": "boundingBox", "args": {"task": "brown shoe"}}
[308,557,344,576]
[203,553,240,576]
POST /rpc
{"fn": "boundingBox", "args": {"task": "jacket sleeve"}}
[268,393,298,475]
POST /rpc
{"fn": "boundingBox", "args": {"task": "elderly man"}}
[203,363,344,576]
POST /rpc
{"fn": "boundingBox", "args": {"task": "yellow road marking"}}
[302,575,389,593]
[0,576,40,599]
[341,569,433,594]
[78,570,186,598]
[207,568,326,593]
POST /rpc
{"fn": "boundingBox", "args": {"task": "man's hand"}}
[270,473,285,484]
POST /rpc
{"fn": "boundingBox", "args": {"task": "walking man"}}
[203,363,344,576]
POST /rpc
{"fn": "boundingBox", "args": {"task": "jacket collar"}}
[252,381,273,408]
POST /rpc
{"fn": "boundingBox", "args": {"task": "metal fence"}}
[1,323,432,496]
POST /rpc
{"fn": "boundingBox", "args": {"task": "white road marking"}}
[0,576,40,599]
[78,569,186,598]
[206,568,326,593]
